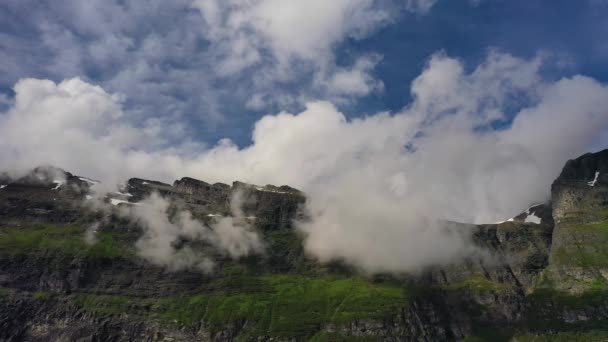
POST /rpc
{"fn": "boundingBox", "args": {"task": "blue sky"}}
[354,0,608,113]
[2,0,607,147]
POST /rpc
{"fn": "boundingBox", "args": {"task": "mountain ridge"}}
[0,149,606,341]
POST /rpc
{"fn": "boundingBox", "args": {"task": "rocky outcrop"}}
[121,176,306,231]
[172,177,231,212]
[232,181,305,231]
[0,167,91,225]
[548,149,608,292]
[551,149,608,221]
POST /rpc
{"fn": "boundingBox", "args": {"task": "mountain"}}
[0,150,607,341]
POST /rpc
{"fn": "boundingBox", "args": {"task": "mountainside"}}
[0,150,607,341]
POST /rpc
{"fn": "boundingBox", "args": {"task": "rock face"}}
[548,149,608,292]
[551,149,608,221]
[172,177,231,212]
[123,177,306,232]
[0,167,91,225]
[0,149,607,341]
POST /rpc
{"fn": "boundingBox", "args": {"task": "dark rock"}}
[548,148,608,292]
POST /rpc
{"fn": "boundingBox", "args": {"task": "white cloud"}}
[2,51,608,273]
[0,1,225,127]
[411,51,543,125]
[0,0,441,130]
[0,77,203,192]
[406,0,439,13]
[321,55,385,97]
[128,191,264,272]
[190,0,404,102]
[191,0,390,72]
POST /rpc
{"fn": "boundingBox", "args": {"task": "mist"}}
[1,51,608,273]
[124,190,264,272]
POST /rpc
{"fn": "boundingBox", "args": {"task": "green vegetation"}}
[308,332,380,341]
[0,288,12,297]
[74,294,140,315]
[462,337,488,342]
[552,219,608,268]
[72,274,412,339]
[525,286,608,334]
[265,230,303,262]
[157,275,410,337]
[0,224,132,259]
[33,291,51,301]
[548,211,608,291]
[441,275,512,293]
[1,204,606,340]
[528,287,608,310]
[514,330,608,341]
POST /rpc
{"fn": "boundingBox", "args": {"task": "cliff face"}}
[0,150,607,341]
[548,149,608,292]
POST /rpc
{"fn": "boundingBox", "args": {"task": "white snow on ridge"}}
[86,195,93,200]
[51,180,63,190]
[207,214,222,217]
[114,191,133,197]
[254,186,289,194]
[524,212,542,224]
[142,182,149,185]
[110,198,134,206]
[496,204,544,225]
[588,171,600,187]
[0,185,6,189]
[79,177,99,185]
[524,203,543,212]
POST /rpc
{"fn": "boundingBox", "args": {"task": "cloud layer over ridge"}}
[1,51,608,272]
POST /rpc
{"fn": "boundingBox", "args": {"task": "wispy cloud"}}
[0,0,433,135]
[127,191,263,272]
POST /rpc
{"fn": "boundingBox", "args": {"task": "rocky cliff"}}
[0,150,607,341]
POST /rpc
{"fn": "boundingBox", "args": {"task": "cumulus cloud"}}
[191,0,390,73]
[320,55,385,97]
[0,0,226,126]
[2,0,432,133]
[1,51,608,273]
[0,77,183,192]
[190,0,429,105]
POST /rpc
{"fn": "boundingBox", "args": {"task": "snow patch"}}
[79,177,99,185]
[255,186,289,194]
[51,180,63,190]
[524,212,541,224]
[0,185,6,189]
[85,195,93,200]
[588,171,600,187]
[207,214,222,217]
[495,217,514,224]
[110,198,133,206]
[114,191,133,197]
[142,182,149,185]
